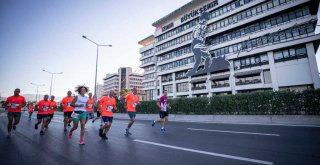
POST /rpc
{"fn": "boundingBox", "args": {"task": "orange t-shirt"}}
[61,96,74,112]
[100,96,116,117]
[37,100,51,115]
[86,98,94,111]
[48,101,57,114]
[125,93,139,112]
[6,95,26,112]
[28,105,34,112]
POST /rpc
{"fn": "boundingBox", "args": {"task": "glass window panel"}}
[289,48,295,56]
[296,47,306,55]
[274,51,283,60]
[283,50,289,58]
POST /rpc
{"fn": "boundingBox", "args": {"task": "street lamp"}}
[30,83,45,102]
[42,69,63,97]
[82,35,112,98]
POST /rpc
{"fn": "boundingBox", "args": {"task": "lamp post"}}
[82,35,112,98]
[42,69,62,97]
[30,83,45,102]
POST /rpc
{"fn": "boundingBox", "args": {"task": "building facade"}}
[103,67,145,99]
[139,0,320,99]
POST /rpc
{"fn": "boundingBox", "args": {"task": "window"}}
[296,47,306,56]
[274,51,283,60]
[267,1,273,9]
[283,50,289,58]
[289,48,295,57]
[263,70,272,83]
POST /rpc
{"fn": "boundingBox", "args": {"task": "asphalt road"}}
[0,112,320,165]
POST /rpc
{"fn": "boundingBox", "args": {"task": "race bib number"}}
[67,103,71,107]
[87,104,93,108]
[71,112,79,118]
[107,106,113,112]
[43,106,49,111]
[11,103,19,108]
[132,102,137,108]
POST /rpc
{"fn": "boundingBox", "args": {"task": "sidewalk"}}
[2,109,320,126]
[113,113,320,126]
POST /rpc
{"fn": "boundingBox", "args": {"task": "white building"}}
[139,0,320,99]
[96,83,104,99]
[103,67,145,99]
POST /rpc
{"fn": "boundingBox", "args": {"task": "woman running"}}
[68,85,89,145]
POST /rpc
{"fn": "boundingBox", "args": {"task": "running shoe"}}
[68,131,73,139]
[92,119,95,123]
[160,128,166,133]
[101,134,108,140]
[34,124,38,130]
[152,120,156,127]
[64,128,67,132]
[40,131,45,135]
[79,140,85,145]
[125,129,132,136]
[99,129,103,137]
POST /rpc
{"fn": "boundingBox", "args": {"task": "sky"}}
[1,0,320,99]
[0,0,191,98]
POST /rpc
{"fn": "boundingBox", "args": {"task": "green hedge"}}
[133,89,320,115]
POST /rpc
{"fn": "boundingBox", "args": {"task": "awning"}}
[210,74,230,80]
[234,69,262,77]
[190,77,207,83]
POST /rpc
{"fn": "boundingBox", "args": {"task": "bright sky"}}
[0,0,191,98]
[1,0,320,99]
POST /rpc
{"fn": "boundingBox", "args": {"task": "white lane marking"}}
[187,128,280,137]
[134,139,273,165]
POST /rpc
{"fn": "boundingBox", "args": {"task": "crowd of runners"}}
[2,87,170,145]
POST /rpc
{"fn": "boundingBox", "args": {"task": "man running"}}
[47,95,57,129]
[61,91,74,132]
[85,93,95,124]
[152,90,170,133]
[35,95,50,135]
[69,85,89,145]
[28,103,35,121]
[98,90,117,140]
[124,87,139,136]
[4,88,26,138]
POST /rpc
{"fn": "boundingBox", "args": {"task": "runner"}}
[61,91,74,132]
[152,90,170,133]
[124,87,139,136]
[35,95,50,135]
[28,103,35,121]
[4,88,26,138]
[98,90,117,140]
[68,85,89,145]
[85,93,95,124]
[47,95,57,129]
[92,95,103,126]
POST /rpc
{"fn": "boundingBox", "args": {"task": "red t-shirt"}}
[48,101,57,114]
[61,96,74,112]
[28,105,34,112]
[37,100,51,115]
[125,93,139,112]
[6,95,26,112]
[99,96,116,117]
[86,98,94,111]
